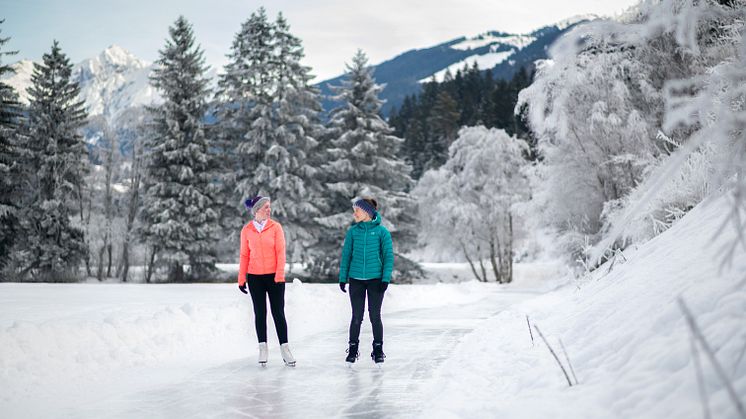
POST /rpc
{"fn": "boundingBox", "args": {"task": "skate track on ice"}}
[72,287,534,418]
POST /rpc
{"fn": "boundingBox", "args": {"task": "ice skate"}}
[371,342,385,366]
[258,342,268,366]
[280,343,296,367]
[345,342,360,366]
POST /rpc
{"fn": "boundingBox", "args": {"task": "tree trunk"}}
[489,227,500,283]
[506,212,514,283]
[120,241,130,282]
[460,240,483,282]
[169,261,184,283]
[119,139,142,283]
[477,244,488,283]
[106,243,112,278]
[145,247,157,283]
[96,240,106,281]
[83,191,93,278]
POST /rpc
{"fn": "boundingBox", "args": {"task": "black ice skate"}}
[371,342,385,365]
[345,342,360,364]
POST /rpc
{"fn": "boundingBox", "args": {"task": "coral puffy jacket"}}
[238,219,286,285]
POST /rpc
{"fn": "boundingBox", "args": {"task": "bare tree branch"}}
[534,324,573,387]
[678,298,746,418]
[559,338,579,385]
[690,335,712,419]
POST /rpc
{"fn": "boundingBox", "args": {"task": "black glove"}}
[339,282,347,293]
[379,281,389,292]
[238,283,248,294]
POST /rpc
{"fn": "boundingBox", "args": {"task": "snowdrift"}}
[423,192,746,418]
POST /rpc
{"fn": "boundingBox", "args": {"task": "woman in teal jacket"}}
[339,197,394,365]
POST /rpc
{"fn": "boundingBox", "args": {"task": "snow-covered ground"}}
[2,193,744,418]
[422,193,746,418]
[0,274,541,418]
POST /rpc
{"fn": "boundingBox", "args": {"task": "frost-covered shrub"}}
[414,126,529,282]
[519,0,746,266]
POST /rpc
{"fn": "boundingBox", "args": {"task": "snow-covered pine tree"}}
[313,50,420,281]
[0,20,22,274]
[11,41,89,281]
[216,9,326,268]
[139,16,219,282]
[270,12,327,265]
[213,7,276,247]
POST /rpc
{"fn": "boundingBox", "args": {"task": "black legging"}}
[348,278,385,344]
[247,273,288,344]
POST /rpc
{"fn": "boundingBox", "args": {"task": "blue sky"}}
[2,0,640,81]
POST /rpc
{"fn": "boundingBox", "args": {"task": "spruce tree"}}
[271,12,326,264]
[216,9,325,266]
[214,7,274,213]
[0,20,21,273]
[314,50,419,280]
[13,41,89,281]
[140,16,219,282]
[425,90,460,169]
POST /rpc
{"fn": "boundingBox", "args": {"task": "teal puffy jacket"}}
[338,213,394,283]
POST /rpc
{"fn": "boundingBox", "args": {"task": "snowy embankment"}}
[423,193,746,418]
[0,274,523,418]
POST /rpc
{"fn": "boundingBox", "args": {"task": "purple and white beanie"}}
[244,195,271,216]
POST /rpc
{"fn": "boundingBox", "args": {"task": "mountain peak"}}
[97,44,147,69]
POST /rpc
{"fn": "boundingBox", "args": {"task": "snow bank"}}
[422,193,746,418]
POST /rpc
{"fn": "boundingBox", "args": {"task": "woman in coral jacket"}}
[338,197,394,365]
[237,195,295,367]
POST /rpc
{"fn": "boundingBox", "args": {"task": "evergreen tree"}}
[0,20,21,273]
[425,90,460,170]
[214,7,275,223]
[271,12,327,264]
[140,16,219,282]
[213,7,275,258]
[216,9,326,266]
[313,50,419,280]
[12,41,89,281]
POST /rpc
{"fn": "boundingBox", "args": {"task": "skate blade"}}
[259,361,267,367]
[284,361,296,367]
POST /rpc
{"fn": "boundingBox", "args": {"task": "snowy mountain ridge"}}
[420,31,536,83]
[2,45,162,121]
[73,45,161,120]
[2,16,593,125]
[319,16,595,115]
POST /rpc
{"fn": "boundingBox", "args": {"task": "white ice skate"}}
[280,343,296,367]
[258,342,268,366]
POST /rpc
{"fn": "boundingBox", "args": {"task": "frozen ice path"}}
[76,287,534,418]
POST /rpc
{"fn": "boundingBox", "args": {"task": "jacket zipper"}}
[363,223,367,278]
